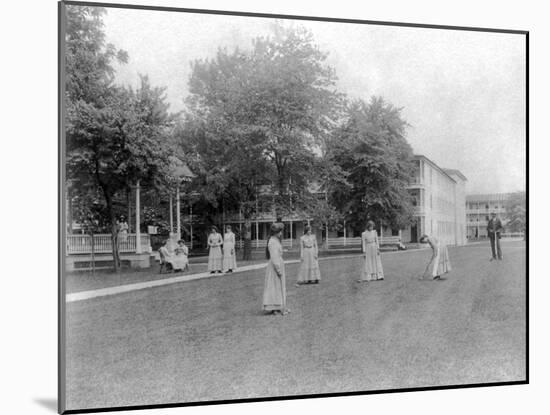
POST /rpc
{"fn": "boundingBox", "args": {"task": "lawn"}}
[65,240,526,411]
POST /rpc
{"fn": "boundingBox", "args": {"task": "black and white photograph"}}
[57,1,527,413]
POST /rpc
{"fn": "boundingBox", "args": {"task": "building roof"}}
[466,193,513,202]
[413,155,456,183]
[443,169,468,181]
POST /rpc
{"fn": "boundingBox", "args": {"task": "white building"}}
[401,155,467,246]
[466,193,511,239]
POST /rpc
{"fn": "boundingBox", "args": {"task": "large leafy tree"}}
[329,97,415,232]
[65,6,175,270]
[183,26,343,255]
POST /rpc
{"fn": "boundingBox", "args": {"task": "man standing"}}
[487,212,504,261]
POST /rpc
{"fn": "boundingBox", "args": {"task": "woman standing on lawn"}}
[222,225,237,273]
[358,220,384,283]
[263,222,290,315]
[419,234,451,280]
[207,226,223,274]
[296,225,321,285]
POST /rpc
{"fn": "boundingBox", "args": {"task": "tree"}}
[505,191,526,236]
[329,97,415,232]
[65,6,175,271]
[185,25,343,219]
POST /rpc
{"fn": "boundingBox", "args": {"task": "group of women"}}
[207,225,238,274]
[261,220,452,316]
[159,238,189,272]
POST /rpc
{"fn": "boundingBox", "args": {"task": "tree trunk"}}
[243,220,252,261]
[90,230,96,275]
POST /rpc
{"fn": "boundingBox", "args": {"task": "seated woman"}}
[172,240,189,272]
[158,239,177,272]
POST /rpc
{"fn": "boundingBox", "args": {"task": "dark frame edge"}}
[59,1,68,414]
[61,380,528,414]
[525,31,529,385]
[61,0,528,35]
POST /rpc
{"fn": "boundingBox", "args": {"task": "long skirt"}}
[297,248,321,283]
[263,262,286,311]
[222,246,237,271]
[208,246,223,271]
[362,243,384,281]
[424,245,452,279]
[172,254,188,271]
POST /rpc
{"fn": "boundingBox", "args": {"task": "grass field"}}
[65,240,526,411]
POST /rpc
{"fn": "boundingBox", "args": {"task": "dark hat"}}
[270,222,284,234]
[210,226,218,232]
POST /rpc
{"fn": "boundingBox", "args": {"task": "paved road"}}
[65,240,526,411]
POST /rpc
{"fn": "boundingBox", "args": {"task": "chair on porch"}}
[158,247,174,274]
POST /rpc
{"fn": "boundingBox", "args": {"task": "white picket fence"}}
[66,234,152,255]
[235,239,294,249]
[326,236,402,248]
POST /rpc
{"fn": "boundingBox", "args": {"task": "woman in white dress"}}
[222,225,237,273]
[172,239,189,271]
[296,225,321,285]
[207,226,223,274]
[419,234,452,280]
[263,222,290,315]
[358,220,384,282]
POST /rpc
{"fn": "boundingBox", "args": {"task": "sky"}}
[101,6,526,195]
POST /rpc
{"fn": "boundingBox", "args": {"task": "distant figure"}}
[296,225,320,285]
[207,226,223,274]
[487,212,504,261]
[263,222,290,315]
[222,225,237,273]
[419,234,451,280]
[117,216,129,244]
[357,220,384,283]
[172,240,189,272]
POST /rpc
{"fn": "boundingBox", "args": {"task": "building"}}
[400,155,468,246]
[466,193,511,238]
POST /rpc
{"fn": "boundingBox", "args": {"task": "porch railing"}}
[67,233,152,255]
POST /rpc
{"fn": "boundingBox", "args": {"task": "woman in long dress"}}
[358,220,384,283]
[222,225,237,273]
[419,234,452,280]
[263,222,290,315]
[172,239,189,272]
[207,226,223,274]
[296,225,321,285]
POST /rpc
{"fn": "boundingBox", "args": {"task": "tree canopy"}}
[328,97,415,231]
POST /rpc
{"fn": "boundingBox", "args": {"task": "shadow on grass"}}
[34,398,57,412]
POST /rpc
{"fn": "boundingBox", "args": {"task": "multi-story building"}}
[400,155,468,246]
[466,193,511,238]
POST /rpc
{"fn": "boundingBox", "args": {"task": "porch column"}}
[169,194,173,233]
[176,186,181,239]
[255,195,259,249]
[289,220,293,248]
[135,180,142,254]
[190,205,193,249]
